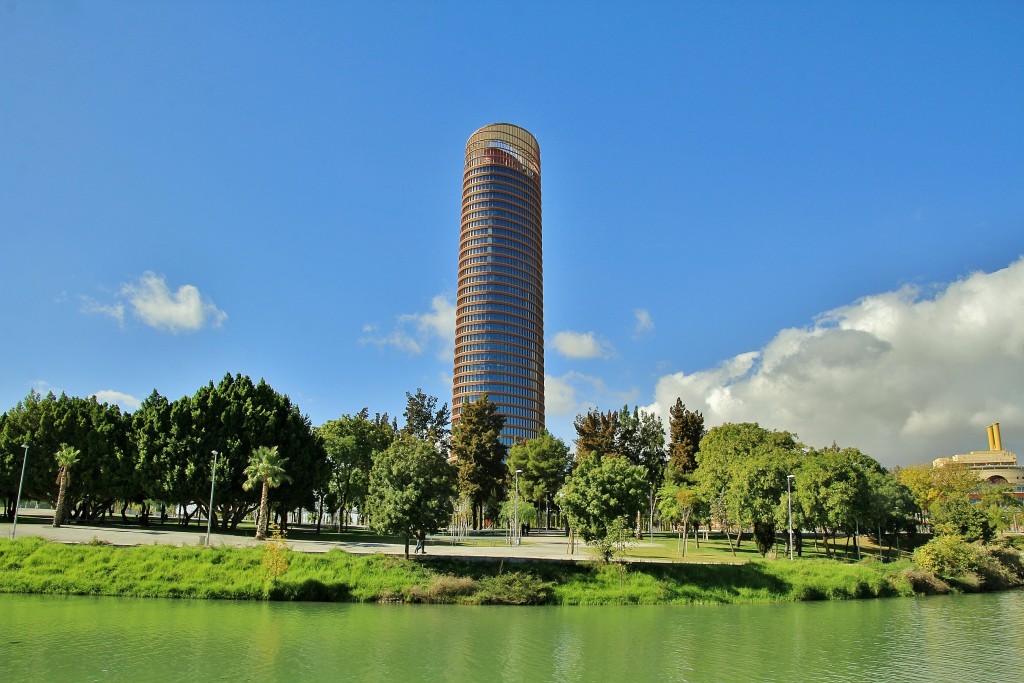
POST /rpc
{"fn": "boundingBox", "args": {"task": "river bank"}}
[3,535,1019,606]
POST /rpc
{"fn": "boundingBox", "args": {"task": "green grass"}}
[0,535,946,606]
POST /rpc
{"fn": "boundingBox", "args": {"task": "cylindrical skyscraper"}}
[453,123,544,445]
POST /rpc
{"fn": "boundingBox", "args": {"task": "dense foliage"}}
[364,435,456,557]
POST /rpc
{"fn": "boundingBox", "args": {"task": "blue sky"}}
[2,2,1022,467]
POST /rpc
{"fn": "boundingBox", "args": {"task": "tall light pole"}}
[205,450,219,546]
[787,474,795,560]
[10,444,29,539]
[514,469,522,546]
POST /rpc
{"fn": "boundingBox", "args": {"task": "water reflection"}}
[2,592,1022,682]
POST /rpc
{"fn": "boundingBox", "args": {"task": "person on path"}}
[414,530,426,554]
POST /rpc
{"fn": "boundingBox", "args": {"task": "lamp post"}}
[10,444,29,539]
[205,450,219,546]
[514,469,522,546]
[787,474,795,560]
[650,484,655,545]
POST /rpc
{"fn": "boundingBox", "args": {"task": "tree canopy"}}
[364,434,456,557]
[506,429,570,526]
[451,395,506,529]
[667,399,704,482]
[558,455,647,560]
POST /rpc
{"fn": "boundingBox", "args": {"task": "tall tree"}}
[186,373,327,531]
[506,429,571,528]
[402,388,451,453]
[451,395,506,529]
[52,444,81,527]
[617,406,666,536]
[667,399,704,483]
[894,461,979,533]
[695,422,802,555]
[243,445,292,540]
[317,409,396,530]
[365,434,456,558]
[573,408,619,460]
[795,445,875,558]
[893,463,934,528]
[1,391,133,523]
[860,469,916,556]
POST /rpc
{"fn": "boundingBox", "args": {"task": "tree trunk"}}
[256,480,270,540]
[52,469,69,528]
[404,533,410,559]
[724,527,737,557]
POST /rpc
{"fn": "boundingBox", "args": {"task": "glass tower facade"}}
[453,123,544,446]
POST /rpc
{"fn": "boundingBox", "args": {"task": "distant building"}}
[452,123,545,446]
[933,423,1024,498]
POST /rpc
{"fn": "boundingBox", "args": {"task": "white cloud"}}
[122,272,227,333]
[545,374,578,416]
[646,257,1024,467]
[552,331,615,359]
[80,298,125,326]
[92,390,142,412]
[633,309,654,337]
[546,371,638,417]
[361,294,455,360]
[82,272,226,333]
[399,295,456,343]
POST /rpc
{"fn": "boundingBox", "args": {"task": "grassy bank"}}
[3,535,1006,606]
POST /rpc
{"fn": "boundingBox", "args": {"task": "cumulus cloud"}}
[361,294,455,360]
[92,390,141,412]
[633,309,654,337]
[122,272,227,333]
[82,272,226,333]
[552,331,616,359]
[645,257,1024,467]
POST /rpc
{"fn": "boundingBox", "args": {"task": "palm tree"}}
[243,445,293,540]
[52,444,81,528]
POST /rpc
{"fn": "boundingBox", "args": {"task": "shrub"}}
[988,543,1024,580]
[899,568,950,595]
[426,575,475,602]
[914,535,978,579]
[972,545,1024,590]
[475,571,552,605]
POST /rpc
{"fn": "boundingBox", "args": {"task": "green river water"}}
[2,591,1022,682]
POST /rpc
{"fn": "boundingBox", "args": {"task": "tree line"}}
[3,376,1017,562]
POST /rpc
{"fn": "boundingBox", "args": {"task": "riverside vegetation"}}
[5,378,1024,607]
[2,533,1022,606]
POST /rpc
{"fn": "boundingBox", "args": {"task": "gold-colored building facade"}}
[453,123,544,445]
[933,423,1024,496]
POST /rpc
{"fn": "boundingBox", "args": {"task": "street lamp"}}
[205,450,219,546]
[787,474,795,560]
[650,484,655,545]
[514,469,522,546]
[10,444,29,539]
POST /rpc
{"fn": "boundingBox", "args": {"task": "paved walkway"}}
[2,511,666,562]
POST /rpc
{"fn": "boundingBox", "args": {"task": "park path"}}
[1,511,669,562]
